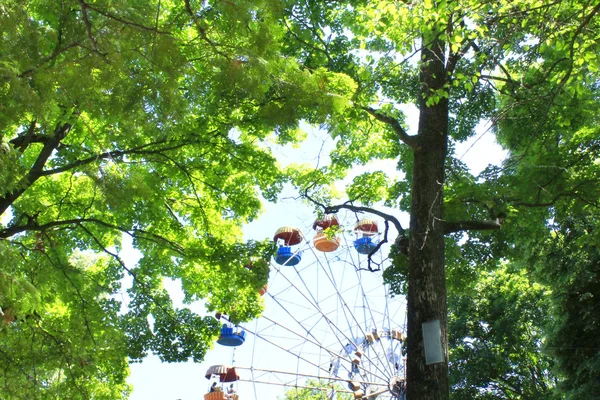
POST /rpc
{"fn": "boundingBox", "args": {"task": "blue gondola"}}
[353,237,378,255]
[217,325,246,347]
[274,246,302,266]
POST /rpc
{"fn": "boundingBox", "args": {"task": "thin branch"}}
[556,2,600,91]
[9,120,39,153]
[76,224,180,324]
[357,219,390,272]
[82,1,171,35]
[79,0,103,55]
[282,17,333,68]
[446,39,478,76]
[0,217,185,256]
[9,42,81,80]
[41,138,167,176]
[360,106,419,149]
[40,132,220,177]
[184,0,229,58]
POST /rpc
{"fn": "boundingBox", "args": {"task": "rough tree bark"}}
[406,37,450,400]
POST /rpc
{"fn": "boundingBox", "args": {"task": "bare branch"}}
[301,189,406,237]
[357,220,390,272]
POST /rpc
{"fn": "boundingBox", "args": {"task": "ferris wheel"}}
[204,212,407,400]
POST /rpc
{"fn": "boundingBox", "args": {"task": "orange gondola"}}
[258,284,268,296]
[313,231,341,252]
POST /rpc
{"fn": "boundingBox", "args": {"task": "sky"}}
[125,115,508,400]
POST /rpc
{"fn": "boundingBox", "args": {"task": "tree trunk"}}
[405,37,449,400]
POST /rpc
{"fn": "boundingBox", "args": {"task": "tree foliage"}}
[2,0,600,398]
[280,380,352,400]
[270,1,600,399]
[448,266,554,399]
[0,0,355,396]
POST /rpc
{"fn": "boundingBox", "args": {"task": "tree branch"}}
[357,220,390,272]
[301,189,406,237]
[360,106,419,149]
[0,217,185,256]
[443,219,502,234]
[39,132,221,177]
[0,122,72,216]
[79,0,105,56]
[9,120,39,153]
[82,1,171,35]
[184,0,229,58]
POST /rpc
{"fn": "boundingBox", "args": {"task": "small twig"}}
[82,0,171,34]
[365,220,390,272]
[184,0,229,58]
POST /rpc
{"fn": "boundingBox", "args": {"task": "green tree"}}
[272,1,600,399]
[485,49,600,399]
[4,1,600,398]
[526,216,600,400]
[448,266,554,399]
[0,0,353,396]
[280,380,353,400]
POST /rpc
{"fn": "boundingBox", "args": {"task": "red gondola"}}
[312,214,340,230]
[273,226,303,246]
[354,219,378,235]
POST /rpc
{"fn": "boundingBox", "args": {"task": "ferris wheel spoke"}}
[308,244,394,382]
[268,260,391,380]
[238,378,355,394]
[350,249,402,380]
[235,366,388,388]
[257,313,391,384]
[244,215,407,399]
[239,321,333,377]
[310,243,399,385]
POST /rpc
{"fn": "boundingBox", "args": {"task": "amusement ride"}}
[203,212,407,400]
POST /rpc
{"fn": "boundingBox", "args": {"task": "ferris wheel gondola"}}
[207,212,407,400]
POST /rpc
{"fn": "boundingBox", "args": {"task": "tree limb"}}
[79,0,103,55]
[9,120,39,153]
[302,190,406,237]
[360,106,419,149]
[0,122,72,216]
[0,217,185,256]
[184,0,229,58]
[443,219,502,234]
